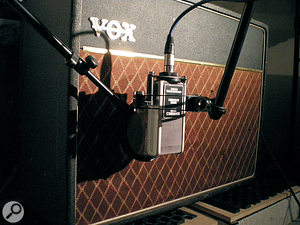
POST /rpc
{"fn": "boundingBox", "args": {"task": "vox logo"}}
[89,17,136,42]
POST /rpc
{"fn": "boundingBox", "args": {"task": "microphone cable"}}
[261,134,300,209]
[163,0,256,76]
[169,0,253,36]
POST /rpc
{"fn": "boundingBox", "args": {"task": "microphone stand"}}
[4,0,124,106]
[186,1,256,120]
[209,0,256,120]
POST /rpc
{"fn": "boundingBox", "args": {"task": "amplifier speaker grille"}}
[76,50,262,225]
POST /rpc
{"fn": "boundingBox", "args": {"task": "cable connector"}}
[164,34,175,73]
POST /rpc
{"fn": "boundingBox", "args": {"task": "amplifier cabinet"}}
[74,2,267,224]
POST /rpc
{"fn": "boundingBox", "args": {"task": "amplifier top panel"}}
[73,0,266,71]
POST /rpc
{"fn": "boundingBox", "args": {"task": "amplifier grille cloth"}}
[76,51,262,225]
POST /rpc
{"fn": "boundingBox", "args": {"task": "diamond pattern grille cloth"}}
[76,51,262,225]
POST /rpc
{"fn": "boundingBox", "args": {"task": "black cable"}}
[165,0,254,54]
[169,0,212,36]
[261,134,300,209]
[0,166,19,194]
[169,0,251,36]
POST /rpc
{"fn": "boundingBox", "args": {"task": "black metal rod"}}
[5,0,73,59]
[5,0,123,104]
[85,71,117,97]
[214,1,255,107]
